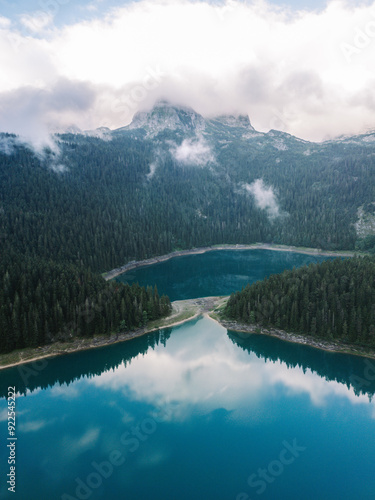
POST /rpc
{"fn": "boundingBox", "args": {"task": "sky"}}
[0,0,375,147]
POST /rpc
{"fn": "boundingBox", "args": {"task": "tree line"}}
[225,256,375,348]
[0,252,171,354]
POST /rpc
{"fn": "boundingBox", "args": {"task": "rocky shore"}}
[216,317,375,360]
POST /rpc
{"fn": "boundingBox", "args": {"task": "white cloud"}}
[0,79,96,152]
[147,161,157,180]
[60,427,101,460]
[170,136,215,166]
[20,12,54,33]
[243,179,282,219]
[49,384,79,398]
[1,0,375,146]
[0,16,11,29]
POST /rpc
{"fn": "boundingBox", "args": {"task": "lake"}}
[1,250,374,500]
[115,249,336,300]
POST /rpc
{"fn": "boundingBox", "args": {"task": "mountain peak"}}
[118,101,257,138]
[127,101,206,136]
[213,114,254,129]
[208,113,255,132]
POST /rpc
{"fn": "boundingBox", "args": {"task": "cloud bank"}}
[170,137,215,166]
[1,0,375,148]
[244,179,282,219]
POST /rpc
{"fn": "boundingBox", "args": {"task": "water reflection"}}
[1,316,374,404]
[1,316,375,500]
[0,328,173,398]
[228,329,375,400]
[80,317,375,423]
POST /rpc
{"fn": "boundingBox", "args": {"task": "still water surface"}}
[0,250,374,500]
[115,249,336,300]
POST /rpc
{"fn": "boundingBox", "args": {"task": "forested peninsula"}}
[224,256,375,352]
[0,254,171,355]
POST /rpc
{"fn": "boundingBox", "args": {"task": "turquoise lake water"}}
[115,249,336,300]
[1,250,374,500]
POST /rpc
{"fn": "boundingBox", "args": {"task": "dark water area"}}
[115,249,336,301]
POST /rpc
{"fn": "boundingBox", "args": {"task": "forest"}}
[0,251,171,354]
[1,105,375,354]
[1,131,375,276]
[225,256,375,348]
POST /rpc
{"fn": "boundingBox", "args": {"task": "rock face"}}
[208,114,254,130]
[113,99,375,157]
[125,100,206,137]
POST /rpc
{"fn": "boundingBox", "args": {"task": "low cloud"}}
[170,137,214,166]
[145,148,168,180]
[243,179,282,220]
[0,79,96,152]
[147,162,157,180]
[1,1,375,143]
[0,132,68,174]
[50,163,68,174]
[0,135,17,155]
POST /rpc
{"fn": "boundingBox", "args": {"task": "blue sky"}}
[0,0,375,145]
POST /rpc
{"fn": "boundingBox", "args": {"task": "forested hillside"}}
[0,251,171,354]
[225,256,375,348]
[2,104,375,275]
[2,101,375,354]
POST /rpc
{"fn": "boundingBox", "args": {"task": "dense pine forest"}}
[0,252,171,354]
[2,115,375,275]
[225,256,375,348]
[2,102,375,355]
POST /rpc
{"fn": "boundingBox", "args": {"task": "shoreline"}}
[2,295,375,370]
[0,315,200,371]
[0,297,225,370]
[214,316,375,360]
[103,243,357,281]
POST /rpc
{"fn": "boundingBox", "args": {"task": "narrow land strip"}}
[1,295,374,370]
[0,297,226,370]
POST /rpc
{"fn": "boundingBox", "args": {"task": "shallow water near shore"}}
[1,249,374,499]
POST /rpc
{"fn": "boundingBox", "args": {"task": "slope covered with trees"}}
[2,102,375,355]
[0,252,171,354]
[2,102,375,277]
[225,256,375,348]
